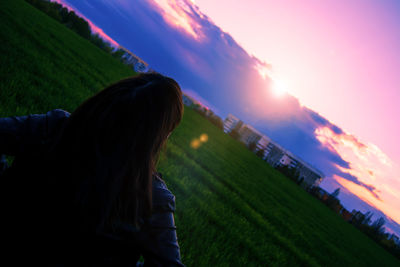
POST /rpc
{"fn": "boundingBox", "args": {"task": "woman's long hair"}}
[46,73,183,233]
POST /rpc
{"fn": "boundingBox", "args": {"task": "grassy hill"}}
[1,0,399,266]
[0,0,134,116]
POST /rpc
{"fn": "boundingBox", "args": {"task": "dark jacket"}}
[0,109,184,266]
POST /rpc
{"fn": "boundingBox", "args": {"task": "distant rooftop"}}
[242,124,263,137]
[282,150,325,177]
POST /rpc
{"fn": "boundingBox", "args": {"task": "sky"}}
[194,0,400,164]
[53,0,400,236]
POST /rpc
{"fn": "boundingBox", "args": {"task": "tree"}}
[275,165,300,183]
[60,7,69,23]
[325,188,341,209]
[72,16,91,39]
[371,217,386,235]
[208,115,223,130]
[331,188,340,198]
[90,34,113,53]
[229,128,240,140]
[256,149,265,158]
[362,211,374,226]
[248,141,257,152]
[112,48,126,61]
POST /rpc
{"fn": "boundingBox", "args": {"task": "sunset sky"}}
[53,0,400,235]
[194,0,400,163]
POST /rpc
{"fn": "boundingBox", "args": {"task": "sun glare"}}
[271,79,288,97]
[255,63,289,98]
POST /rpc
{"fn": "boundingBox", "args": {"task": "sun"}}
[255,63,290,97]
[271,79,288,97]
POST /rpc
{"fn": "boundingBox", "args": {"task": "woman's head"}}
[51,73,183,231]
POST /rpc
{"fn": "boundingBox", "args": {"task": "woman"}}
[0,73,184,265]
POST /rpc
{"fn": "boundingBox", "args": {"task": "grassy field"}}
[1,1,399,266]
[0,0,134,116]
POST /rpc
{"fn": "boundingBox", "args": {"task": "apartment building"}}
[223,114,324,188]
[265,146,324,188]
[223,114,243,134]
[238,124,263,147]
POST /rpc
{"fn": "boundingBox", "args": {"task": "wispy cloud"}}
[149,0,206,40]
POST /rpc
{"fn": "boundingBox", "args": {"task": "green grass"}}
[1,0,399,266]
[0,0,134,116]
[161,109,399,266]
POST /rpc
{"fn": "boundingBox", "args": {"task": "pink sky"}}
[194,0,400,164]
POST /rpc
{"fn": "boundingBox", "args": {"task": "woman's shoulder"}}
[45,109,70,133]
[152,172,176,213]
[46,109,70,120]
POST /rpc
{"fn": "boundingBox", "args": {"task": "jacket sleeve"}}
[140,175,185,267]
[0,109,69,156]
[0,113,45,156]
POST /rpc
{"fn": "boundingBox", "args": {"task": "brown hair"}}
[47,73,183,232]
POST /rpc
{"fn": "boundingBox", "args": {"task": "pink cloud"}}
[316,126,400,225]
[148,0,207,41]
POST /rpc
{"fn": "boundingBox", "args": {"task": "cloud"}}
[149,0,206,40]
[316,125,400,222]
[334,172,380,199]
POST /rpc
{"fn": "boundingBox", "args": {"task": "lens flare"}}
[190,138,201,149]
[199,133,208,142]
[191,133,209,149]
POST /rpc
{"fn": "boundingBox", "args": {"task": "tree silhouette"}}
[331,188,340,198]
[372,217,386,235]
[229,128,240,140]
[256,149,265,158]
[248,141,257,152]
[363,211,374,225]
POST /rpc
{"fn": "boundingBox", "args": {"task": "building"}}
[223,114,243,134]
[350,209,365,224]
[255,135,271,158]
[264,142,285,166]
[272,150,324,188]
[221,114,324,188]
[275,151,299,168]
[278,154,293,166]
[296,162,324,188]
[238,124,263,147]
[119,46,149,73]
